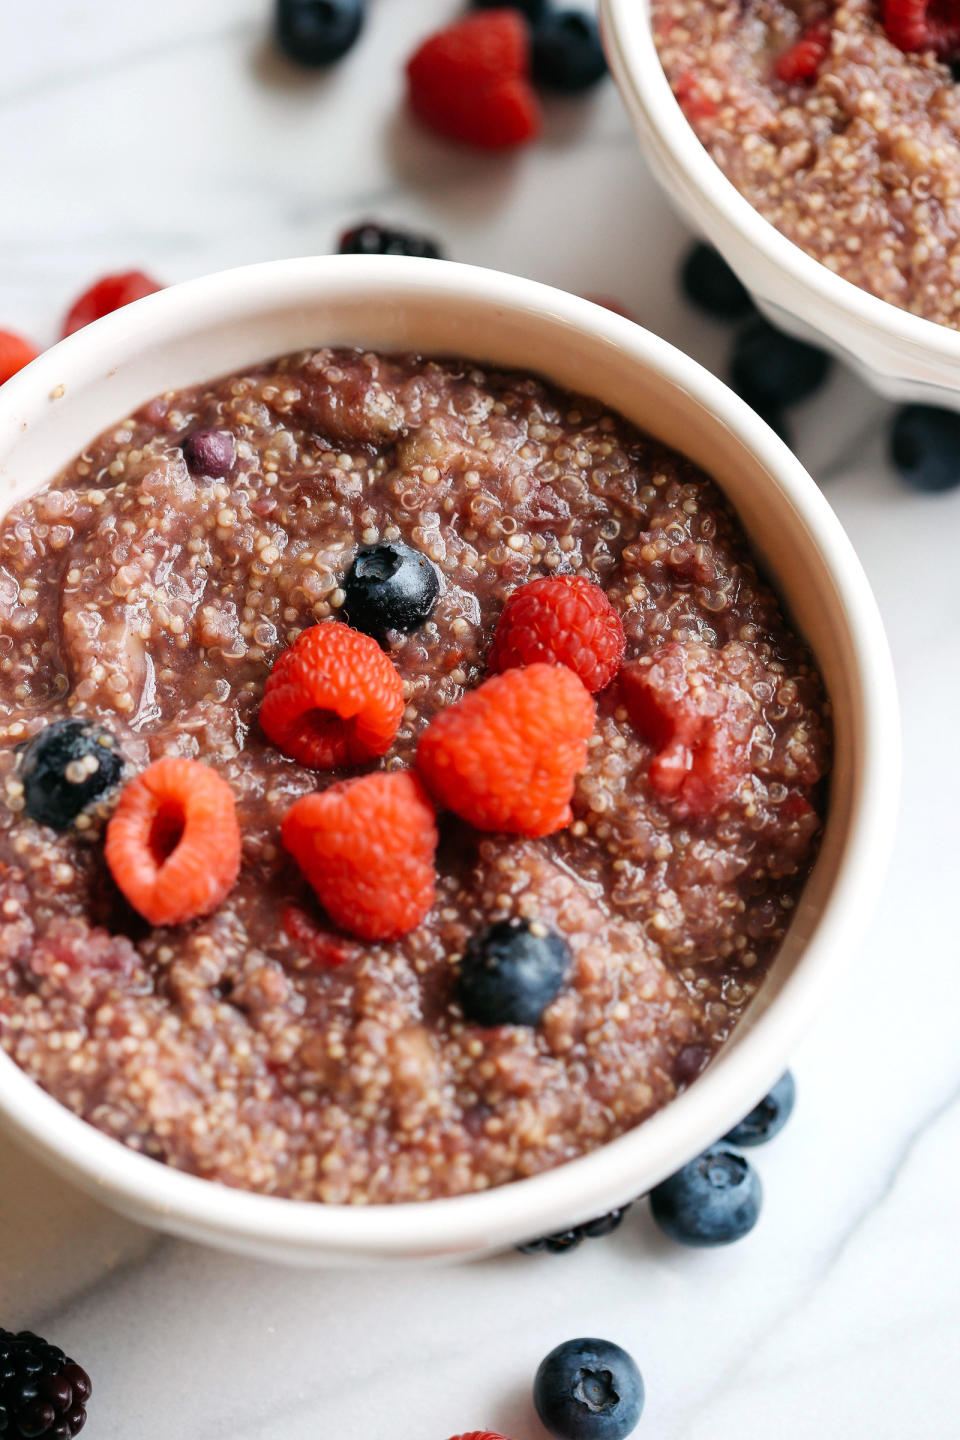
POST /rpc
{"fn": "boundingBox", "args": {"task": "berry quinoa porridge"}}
[0,348,830,1203]
[653,0,960,328]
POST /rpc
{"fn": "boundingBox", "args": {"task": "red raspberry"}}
[673,70,717,122]
[406,11,542,150]
[882,0,960,54]
[487,575,626,693]
[416,663,595,837]
[282,901,360,968]
[775,23,832,82]
[447,1434,513,1439]
[0,330,39,385]
[105,757,242,927]
[61,270,163,338]
[622,642,753,817]
[260,621,404,770]
[282,771,438,941]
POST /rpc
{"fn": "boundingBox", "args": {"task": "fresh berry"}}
[282,771,438,941]
[775,22,832,83]
[19,719,124,831]
[105,756,242,927]
[182,428,236,479]
[672,69,717,121]
[534,1338,644,1440]
[282,901,359,967]
[338,221,445,259]
[730,317,831,409]
[622,643,751,817]
[416,663,595,836]
[259,621,404,769]
[487,575,625,693]
[650,1144,762,1246]
[0,1329,91,1440]
[890,404,960,491]
[724,1070,796,1146]
[275,0,365,66]
[447,1434,513,1440]
[458,917,571,1027]
[518,1204,633,1254]
[61,271,162,338]
[406,11,542,150]
[882,0,960,57]
[680,242,753,321]
[0,330,40,385]
[532,10,608,93]
[342,542,441,641]
[473,0,550,18]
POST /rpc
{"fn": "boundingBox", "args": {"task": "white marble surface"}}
[2,2,959,1436]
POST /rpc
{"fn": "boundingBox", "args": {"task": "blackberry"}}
[517,1203,632,1254]
[19,720,124,831]
[0,1329,91,1439]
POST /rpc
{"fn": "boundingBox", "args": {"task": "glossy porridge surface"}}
[0,348,830,1202]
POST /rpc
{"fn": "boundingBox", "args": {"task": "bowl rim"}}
[600,0,960,364]
[0,255,900,1258]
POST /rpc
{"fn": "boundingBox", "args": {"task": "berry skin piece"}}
[338,221,445,259]
[731,317,832,409]
[621,643,752,817]
[282,771,438,941]
[890,404,960,491]
[19,719,125,831]
[0,330,39,385]
[61,271,162,337]
[650,1144,762,1246]
[534,1338,644,1440]
[260,621,404,769]
[275,0,365,66]
[283,901,359,968]
[775,22,832,83]
[343,542,441,641]
[105,756,242,928]
[406,10,542,150]
[487,575,626,693]
[517,1203,633,1254]
[532,10,609,93]
[416,663,595,837]
[882,0,960,56]
[724,1070,796,1146]
[458,917,571,1026]
[680,242,753,321]
[182,428,236,479]
[0,1329,92,1440]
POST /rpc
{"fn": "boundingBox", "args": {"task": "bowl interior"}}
[0,258,898,1262]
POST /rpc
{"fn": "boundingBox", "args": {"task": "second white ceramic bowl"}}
[0,256,898,1264]
[601,0,960,409]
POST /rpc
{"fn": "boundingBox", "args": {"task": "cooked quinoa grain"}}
[654,0,960,328]
[0,349,830,1202]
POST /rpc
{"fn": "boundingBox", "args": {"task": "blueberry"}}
[458,918,570,1027]
[534,1338,644,1440]
[182,428,236,480]
[518,1204,632,1254]
[275,0,365,67]
[474,0,551,20]
[342,542,440,640]
[650,1144,762,1246]
[532,11,609,92]
[338,222,445,260]
[18,719,124,831]
[724,1070,796,1147]
[730,317,832,408]
[680,242,754,321]
[890,404,960,492]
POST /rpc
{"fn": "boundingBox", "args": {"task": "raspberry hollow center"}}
[149,802,186,867]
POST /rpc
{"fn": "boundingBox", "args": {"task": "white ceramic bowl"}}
[0,256,898,1265]
[601,0,960,410]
